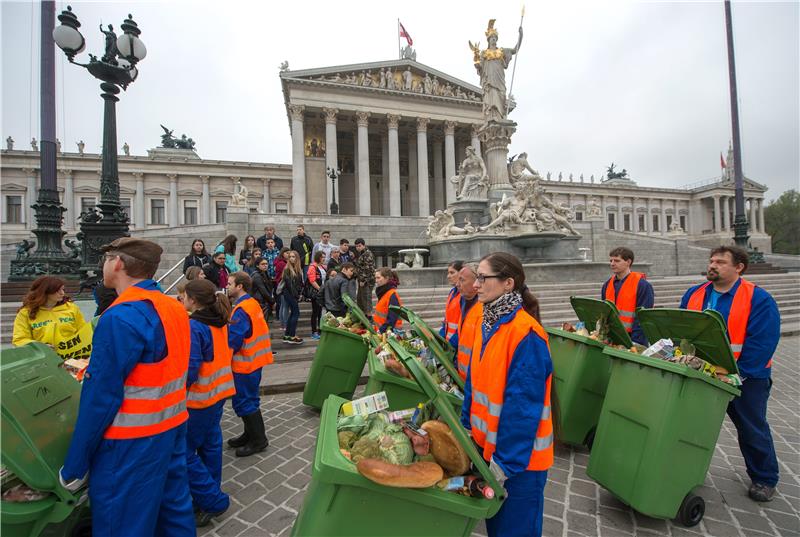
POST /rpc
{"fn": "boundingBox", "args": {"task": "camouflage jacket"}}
[355,248,376,286]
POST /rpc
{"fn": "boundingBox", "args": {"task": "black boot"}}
[227,417,249,448]
[235,411,268,457]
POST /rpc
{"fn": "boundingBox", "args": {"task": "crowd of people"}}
[9,233,781,537]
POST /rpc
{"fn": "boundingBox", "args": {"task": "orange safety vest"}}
[443,288,462,342]
[686,278,760,364]
[605,271,645,333]
[187,324,236,409]
[373,288,403,330]
[456,300,483,382]
[469,308,553,471]
[103,286,190,440]
[231,297,274,374]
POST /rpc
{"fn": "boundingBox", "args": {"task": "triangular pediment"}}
[74,185,100,193]
[281,59,482,104]
[144,187,169,195]
[717,176,768,192]
[1,182,27,192]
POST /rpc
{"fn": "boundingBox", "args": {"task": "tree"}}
[764,189,800,254]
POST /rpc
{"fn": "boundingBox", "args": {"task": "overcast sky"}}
[2,0,798,201]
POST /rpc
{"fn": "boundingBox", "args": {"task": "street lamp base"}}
[330,202,339,215]
[9,257,82,281]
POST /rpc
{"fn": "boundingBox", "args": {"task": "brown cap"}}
[101,237,163,263]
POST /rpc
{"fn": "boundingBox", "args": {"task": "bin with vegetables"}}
[586,308,741,527]
[545,297,635,447]
[290,335,505,537]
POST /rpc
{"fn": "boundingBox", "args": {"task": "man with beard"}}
[680,245,780,502]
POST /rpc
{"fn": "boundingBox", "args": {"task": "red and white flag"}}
[399,21,413,46]
[720,152,726,169]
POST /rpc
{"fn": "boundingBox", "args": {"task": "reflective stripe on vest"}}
[469,308,554,471]
[686,279,757,362]
[373,288,403,330]
[443,288,462,340]
[187,324,236,409]
[232,297,274,374]
[103,287,191,439]
[456,301,483,382]
[605,272,645,333]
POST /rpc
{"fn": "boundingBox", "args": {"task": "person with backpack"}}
[306,251,327,339]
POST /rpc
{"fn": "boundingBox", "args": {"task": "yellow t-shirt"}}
[12,302,87,349]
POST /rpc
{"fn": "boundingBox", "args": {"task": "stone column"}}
[659,200,666,235]
[713,195,721,233]
[323,107,339,212]
[408,133,418,216]
[758,198,765,234]
[24,168,37,229]
[749,198,757,232]
[134,172,145,228]
[432,135,444,210]
[444,121,457,205]
[617,196,623,231]
[470,124,481,156]
[289,104,306,213]
[381,134,390,215]
[416,117,430,216]
[480,122,516,202]
[262,178,271,213]
[645,198,652,233]
[200,175,210,224]
[728,197,734,231]
[720,195,728,231]
[387,114,401,216]
[355,111,371,216]
[168,174,179,227]
[62,169,74,230]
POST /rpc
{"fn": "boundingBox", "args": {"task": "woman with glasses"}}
[251,257,275,321]
[461,252,552,537]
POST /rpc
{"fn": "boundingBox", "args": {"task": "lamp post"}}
[53,5,147,281]
[327,166,340,215]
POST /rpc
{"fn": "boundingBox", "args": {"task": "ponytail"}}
[185,279,231,324]
[521,286,541,322]
[214,291,232,323]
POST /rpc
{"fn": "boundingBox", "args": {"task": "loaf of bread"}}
[421,420,471,476]
[356,459,444,488]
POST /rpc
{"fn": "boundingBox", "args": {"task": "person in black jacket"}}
[251,257,275,320]
[182,239,211,275]
[239,235,257,268]
[203,252,229,290]
[256,225,284,251]
[290,225,314,278]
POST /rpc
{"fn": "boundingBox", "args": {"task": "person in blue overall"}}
[59,237,195,537]
[680,245,780,502]
[183,279,237,527]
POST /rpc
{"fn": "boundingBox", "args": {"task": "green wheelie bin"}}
[546,297,633,447]
[1,343,92,537]
[290,335,505,536]
[586,308,741,527]
[302,297,373,409]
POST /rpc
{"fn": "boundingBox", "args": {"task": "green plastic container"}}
[586,308,741,527]
[546,297,633,447]
[291,335,505,536]
[302,323,369,409]
[1,343,90,537]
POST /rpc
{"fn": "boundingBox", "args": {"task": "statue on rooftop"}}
[6,136,13,150]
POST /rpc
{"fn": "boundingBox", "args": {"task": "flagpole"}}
[397,18,401,59]
[507,5,525,116]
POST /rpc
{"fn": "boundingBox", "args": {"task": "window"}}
[215,201,227,223]
[80,197,96,215]
[574,211,583,222]
[666,215,673,229]
[5,195,22,223]
[275,202,288,214]
[652,214,660,232]
[607,213,616,230]
[638,214,645,231]
[184,200,198,225]
[120,198,132,224]
[151,198,165,225]
[248,202,260,213]
[680,215,687,231]
[623,214,631,231]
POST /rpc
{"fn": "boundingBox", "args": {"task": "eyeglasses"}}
[103,253,119,263]
[476,274,504,284]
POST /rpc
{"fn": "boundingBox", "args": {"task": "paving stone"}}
[545,498,566,518]
[597,507,633,533]
[543,515,564,536]
[571,478,598,499]
[762,510,800,534]
[567,511,600,535]
[733,511,777,533]
[237,500,272,524]
[701,518,742,537]
[214,517,249,537]
[255,507,296,535]
[569,493,597,514]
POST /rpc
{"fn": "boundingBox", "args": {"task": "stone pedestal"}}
[428,233,582,266]
[450,199,489,227]
[225,205,249,242]
[479,120,516,204]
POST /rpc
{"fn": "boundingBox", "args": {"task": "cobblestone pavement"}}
[202,337,800,537]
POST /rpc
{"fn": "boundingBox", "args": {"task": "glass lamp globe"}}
[116,34,147,62]
[53,24,85,54]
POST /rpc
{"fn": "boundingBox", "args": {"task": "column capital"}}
[323,107,339,124]
[470,123,482,136]
[263,177,272,185]
[386,113,401,129]
[199,175,209,183]
[22,167,37,176]
[167,173,178,181]
[444,121,457,136]
[230,176,241,182]
[132,171,144,179]
[58,168,73,177]
[288,104,305,121]
[417,117,430,133]
[355,111,371,127]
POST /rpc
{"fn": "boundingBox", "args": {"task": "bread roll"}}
[356,459,444,488]
[421,420,471,476]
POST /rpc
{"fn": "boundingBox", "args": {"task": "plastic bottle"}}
[436,476,495,499]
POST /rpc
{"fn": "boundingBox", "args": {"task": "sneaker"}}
[310,333,321,340]
[749,483,776,502]
[195,506,228,528]
[282,335,292,343]
[287,336,304,345]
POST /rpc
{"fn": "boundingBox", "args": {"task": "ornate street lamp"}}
[327,166,340,215]
[53,5,147,281]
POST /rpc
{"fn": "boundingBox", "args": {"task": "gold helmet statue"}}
[485,19,498,39]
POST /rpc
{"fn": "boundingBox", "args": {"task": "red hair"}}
[20,276,70,320]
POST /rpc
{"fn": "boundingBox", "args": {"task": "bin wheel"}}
[677,493,704,527]
[584,428,596,449]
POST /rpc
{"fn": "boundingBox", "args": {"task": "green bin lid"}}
[1,342,82,499]
[636,308,738,374]
[569,296,633,348]
[387,337,506,503]
[389,305,463,391]
[342,294,377,334]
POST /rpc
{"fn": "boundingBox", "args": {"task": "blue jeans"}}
[486,470,547,537]
[284,293,300,337]
[279,294,289,326]
[727,377,779,487]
